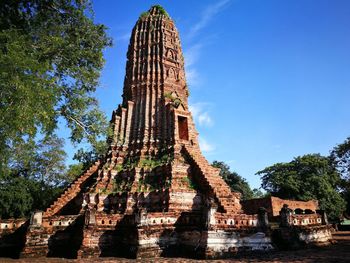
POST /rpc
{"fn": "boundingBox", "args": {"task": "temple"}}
[0,6,333,259]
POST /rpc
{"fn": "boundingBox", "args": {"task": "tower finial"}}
[139,5,170,20]
[138,5,170,19]
[150,5,169,17]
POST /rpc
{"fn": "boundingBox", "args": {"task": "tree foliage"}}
[331,137,350,216]
[0,0,112,172]
[331,137,350,180]
[0,0,111,218]
[66,162,84,182]
[6,135,66,182]
[0,175,34,218]
[0,135,69,218]
[257,154,345,219]
[212,161,254,200]
[252,188,267,198]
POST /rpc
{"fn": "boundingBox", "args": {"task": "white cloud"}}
[199,137,215,153]
[183,1,231,87]
[198,112,213,126]
[189,103,213,127]
[189,0,231,37]
[189,103,200,118]
[117,32,131,42]
[184,44,203,87]
[185,68,200,87]
[184,43,202,67]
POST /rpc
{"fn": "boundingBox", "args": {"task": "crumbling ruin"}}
[0,6,333,259]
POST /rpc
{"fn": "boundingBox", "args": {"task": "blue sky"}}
[64,0,350,189]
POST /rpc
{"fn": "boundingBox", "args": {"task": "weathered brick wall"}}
[291,214,323,226]
[0,218,27,232]
[241,197,273,216]
[212,213,258,229]
[0,219,28,258]
[22,214,84,258]
[270,197,318,217]
[272,225,332,249]
[242,196,319,218]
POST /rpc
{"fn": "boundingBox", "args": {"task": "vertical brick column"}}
[120,108,127,145]
[124,101,134,146]
[114,115,121,145]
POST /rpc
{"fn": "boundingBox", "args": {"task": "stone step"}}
[44,162,100,215]
[184,145,240,214]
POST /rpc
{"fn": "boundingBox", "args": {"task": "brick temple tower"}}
[20,6,274,259]
[0,6,331,259]
[96,4,243,215]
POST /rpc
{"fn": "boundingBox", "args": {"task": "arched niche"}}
[294,208,304,215]
[166,49,176,60]
[167,67,177,80]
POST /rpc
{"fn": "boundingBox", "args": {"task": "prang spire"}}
[114,5,195,156]
[44,4,242,247]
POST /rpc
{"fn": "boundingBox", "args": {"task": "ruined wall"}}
[270,197,318,217]
[205,230,273,259]
[241,197,272,216]
[291,214,323,226]
[0,219,28,258]
[272,225,333,249]
[242,196,319,218]
[0,218,27,232]
[22,214,84,258]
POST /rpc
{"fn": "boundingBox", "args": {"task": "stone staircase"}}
[183,146,241,214]
[43,161,101,217]
[95,163,112,193]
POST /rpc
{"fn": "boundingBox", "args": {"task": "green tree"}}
[0,0,112,173]
[331,137,350,215]
[331,137,350,180]
[66,162,84,182]
[257,154,346,220]
[0,135,69,218]
[8,135,68,185]
[252,188,267,198]
[0,175,34,218]
[212,161,254,200]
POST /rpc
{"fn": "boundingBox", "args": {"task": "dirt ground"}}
[1,231,350,263]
